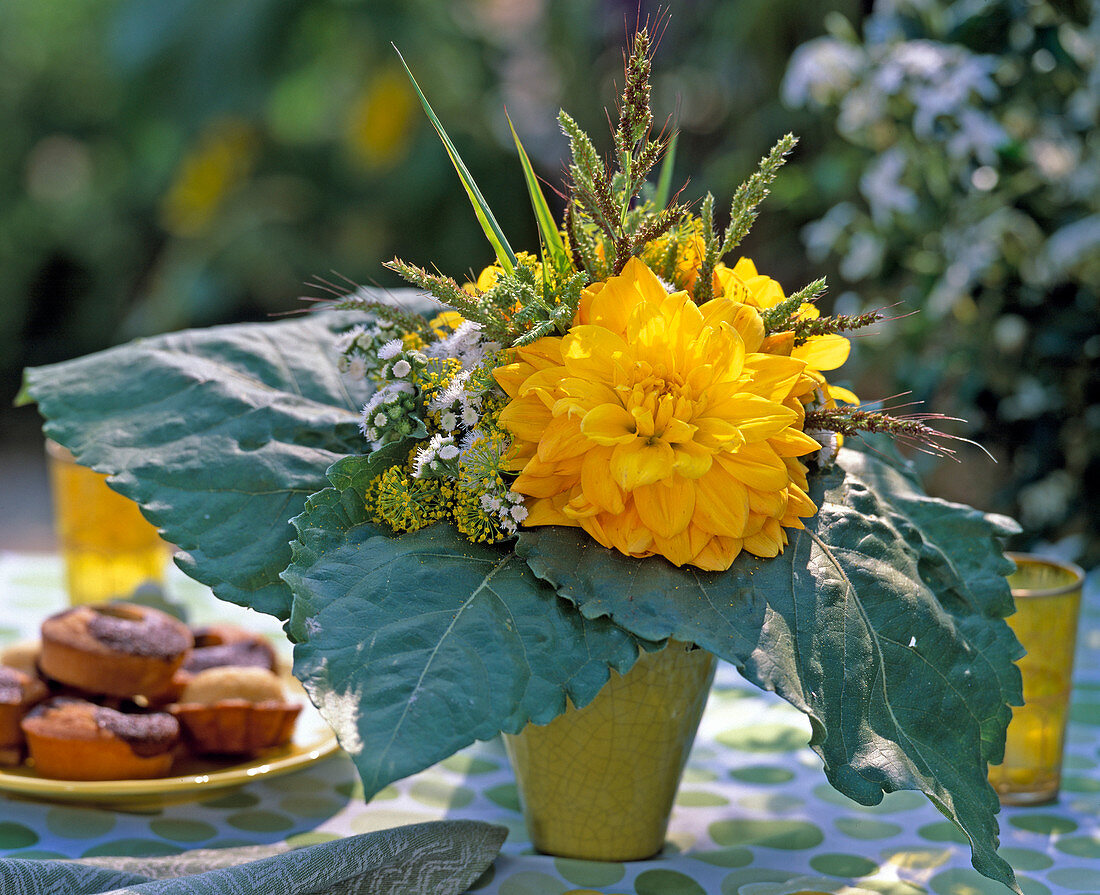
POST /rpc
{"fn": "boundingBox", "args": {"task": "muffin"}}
[0,640,42,679]
[150,624,280,706]
[0,666,49,765]
[170,667,301,756]
[22,697,180,780]
[39,602,193,698]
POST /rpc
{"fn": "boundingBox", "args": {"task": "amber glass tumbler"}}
[46,440,168,605]
[989,553,1085,805]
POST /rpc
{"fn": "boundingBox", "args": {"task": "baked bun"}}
[170,667,300,756]
[149,624,280,706]
[22,697,180,780]
[39,603,192,698]
[0,666,49,765]
[184,625,279,675]
[0,641,42,679]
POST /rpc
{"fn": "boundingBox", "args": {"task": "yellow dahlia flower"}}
[494,257,821,571]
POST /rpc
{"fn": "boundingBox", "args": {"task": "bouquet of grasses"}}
[20,31,1024,892]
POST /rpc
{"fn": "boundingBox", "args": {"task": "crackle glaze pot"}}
[503,640,716,861]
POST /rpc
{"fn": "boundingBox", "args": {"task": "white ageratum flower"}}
[460,404,480,429]
[440,411,458,432]
[438,444,459,461]
[335,325,367,354]
[378,339,403,361]
[391,359,412,379]
[429,369,472,412]
[347,356,368,379]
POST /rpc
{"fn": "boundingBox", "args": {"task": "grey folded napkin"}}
[0,819,507,895]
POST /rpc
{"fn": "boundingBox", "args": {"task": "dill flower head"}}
[494,257,822,571]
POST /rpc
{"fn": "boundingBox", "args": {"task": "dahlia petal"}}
[792,334,850,371]
[759,332,794,356]
[742,512,766,537]
[523,494,575,527]
[580,403,637,445]
[581,447,625,515]
[498,397,553,442]
[769,427,821,458]
[610,440,674,489]
[622,256,672,304]
[516,337,564,369]
[631,404,655,438]
[785,483,817,518]
[691,534,741,571]
[744,518,784,558]
[563,493,601,519]
[709,393,797,442]
[693,466,749,537]
[699,296,738,329]
[828,385,860,405]
[575,281,605,327]
[560,377,621,411]
[513,472,575,499]
[718,442,789,491]
[493,362,533,398]
[634,477,695,539]
[712,324,746,378]
[562,326,629,380]
[729,305,765,353]
[650,529,695,566]
[732,257,758,279]
[671,441,713,479]
[537,415,589,463]
[715,268,754,305]
[748,486,787,517]
[693,416,746,450]
[739,355,807,402]
[750,278,785,310]
[661,416,697,444]
[599,504,653,555]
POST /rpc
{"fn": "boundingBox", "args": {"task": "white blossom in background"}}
[783,0,1100,553]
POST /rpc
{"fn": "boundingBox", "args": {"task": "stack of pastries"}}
[0,602,301,780]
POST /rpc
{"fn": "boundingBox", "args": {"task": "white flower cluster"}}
[359,382,418,450]
[783,36,1005,165]
[336,321,398,381]
[429,369,483,435]
[479,489,528,535]
[413,433,461,479]
[424,321,500,370]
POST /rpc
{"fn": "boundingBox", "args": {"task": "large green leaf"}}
[516,447,1023,894]
[18,313,374,620]
[282,454,654,800]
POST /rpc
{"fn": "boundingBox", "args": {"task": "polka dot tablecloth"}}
[2,553,1099,895]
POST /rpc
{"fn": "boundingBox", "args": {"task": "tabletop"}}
[1,552,1098,895]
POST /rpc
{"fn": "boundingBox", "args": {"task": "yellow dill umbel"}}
[453,488,508,544]
[370,465,453,533]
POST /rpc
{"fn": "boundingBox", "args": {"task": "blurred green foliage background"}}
[2,0,1095,561]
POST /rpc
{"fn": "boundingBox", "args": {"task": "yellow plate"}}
[0,684,341,809]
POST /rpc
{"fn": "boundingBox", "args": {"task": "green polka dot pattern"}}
[0,555,1099,893]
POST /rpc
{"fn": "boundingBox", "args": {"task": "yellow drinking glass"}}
[46,440,169,605]
[989,553,1085,805]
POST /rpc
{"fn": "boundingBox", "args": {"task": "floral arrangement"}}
[21,31,1024,893]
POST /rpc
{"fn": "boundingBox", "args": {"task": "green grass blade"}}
[507,112,569,272]
[394,45,517,275]
[654,131,678,209]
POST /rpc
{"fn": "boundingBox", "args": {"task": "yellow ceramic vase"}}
[504,640,716,861]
